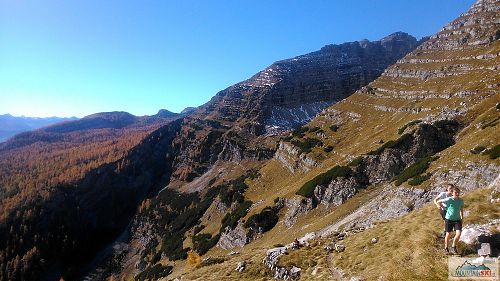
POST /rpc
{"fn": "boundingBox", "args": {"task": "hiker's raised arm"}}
[434,195,442,207]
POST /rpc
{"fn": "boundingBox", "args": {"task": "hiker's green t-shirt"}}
[443,197,464,221]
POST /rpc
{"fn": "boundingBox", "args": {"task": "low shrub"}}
[296,166,352,198]
[193,225,205,235]
[394,155,439,186]
[483,144,500,159]
[367,134,412,155]
[408,173,432,186]
[161,234,188,260]
[292,126,309,138]
[244,207,279,234]
[481,117,500,129]
[192,233,221,255]
[329,124,339,132]
[135,264,173,281]
[348,156,363,167]
[221,200,253,231]
[397,120,422,134]
[291,138,323,154]
[197,257,226,268]
[470,145,486,154]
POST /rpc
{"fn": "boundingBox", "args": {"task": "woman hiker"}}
[433,183,455,237]
[437,186,464,255]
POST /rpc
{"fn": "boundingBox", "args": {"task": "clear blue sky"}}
[0,0,475,118]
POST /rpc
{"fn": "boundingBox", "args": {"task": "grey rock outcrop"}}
[312,120,460,207]
[284,198,314,227]
[263,246,302,280]
[217,221,248,250]
[275,141,319,173]
[314,177,360,206]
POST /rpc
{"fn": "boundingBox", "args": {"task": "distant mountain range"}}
[0,109,181,144]
[0,114,78,142]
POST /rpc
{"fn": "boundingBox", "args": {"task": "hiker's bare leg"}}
[452,230,461,247]
[445,232,451,249]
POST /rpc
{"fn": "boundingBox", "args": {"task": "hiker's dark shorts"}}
[445,219,462,232]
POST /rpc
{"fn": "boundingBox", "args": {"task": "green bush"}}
[367,134,412,155]
[481,117,500,129]
[394,155,439,186]
[135,264,173,281]
[221,200,253,231]
[296,166,352,198]
[291,138,323,154]
[348,156,363,167]
[483,144,500,159]
[192,233,221,255]
[310,126,321,132]
[161,233,188,260]
[193,225,205,235]
[398,120,422,134]
[329,124,339,132]
[197,257,226,268]
[408,173,432,186]
[470,145,486,154]
[244,207,279,234]
[292,126,309,138]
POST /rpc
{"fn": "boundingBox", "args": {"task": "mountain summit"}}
[195,32,420,134]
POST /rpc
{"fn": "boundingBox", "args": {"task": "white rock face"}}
[217,222,248,250]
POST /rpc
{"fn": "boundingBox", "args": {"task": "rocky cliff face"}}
[166,32,421,183]
[195,32,420,134]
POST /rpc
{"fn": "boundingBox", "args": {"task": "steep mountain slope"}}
[168,33,420,184]
[155,0,498,280]
[0,114,78,142]
[0,111,179,281]
[194,32,420,134]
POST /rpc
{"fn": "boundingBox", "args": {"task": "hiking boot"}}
[445,247,450,255]
[450,246,458,255]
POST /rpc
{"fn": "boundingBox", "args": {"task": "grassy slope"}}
[174,187,500,281]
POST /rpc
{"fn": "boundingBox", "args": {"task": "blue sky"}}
[0,0,475,117]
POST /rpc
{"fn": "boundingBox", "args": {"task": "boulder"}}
[235,261,246,272]
[290,266,302,280]
[335,243,346,252]
[478,243,492,257]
